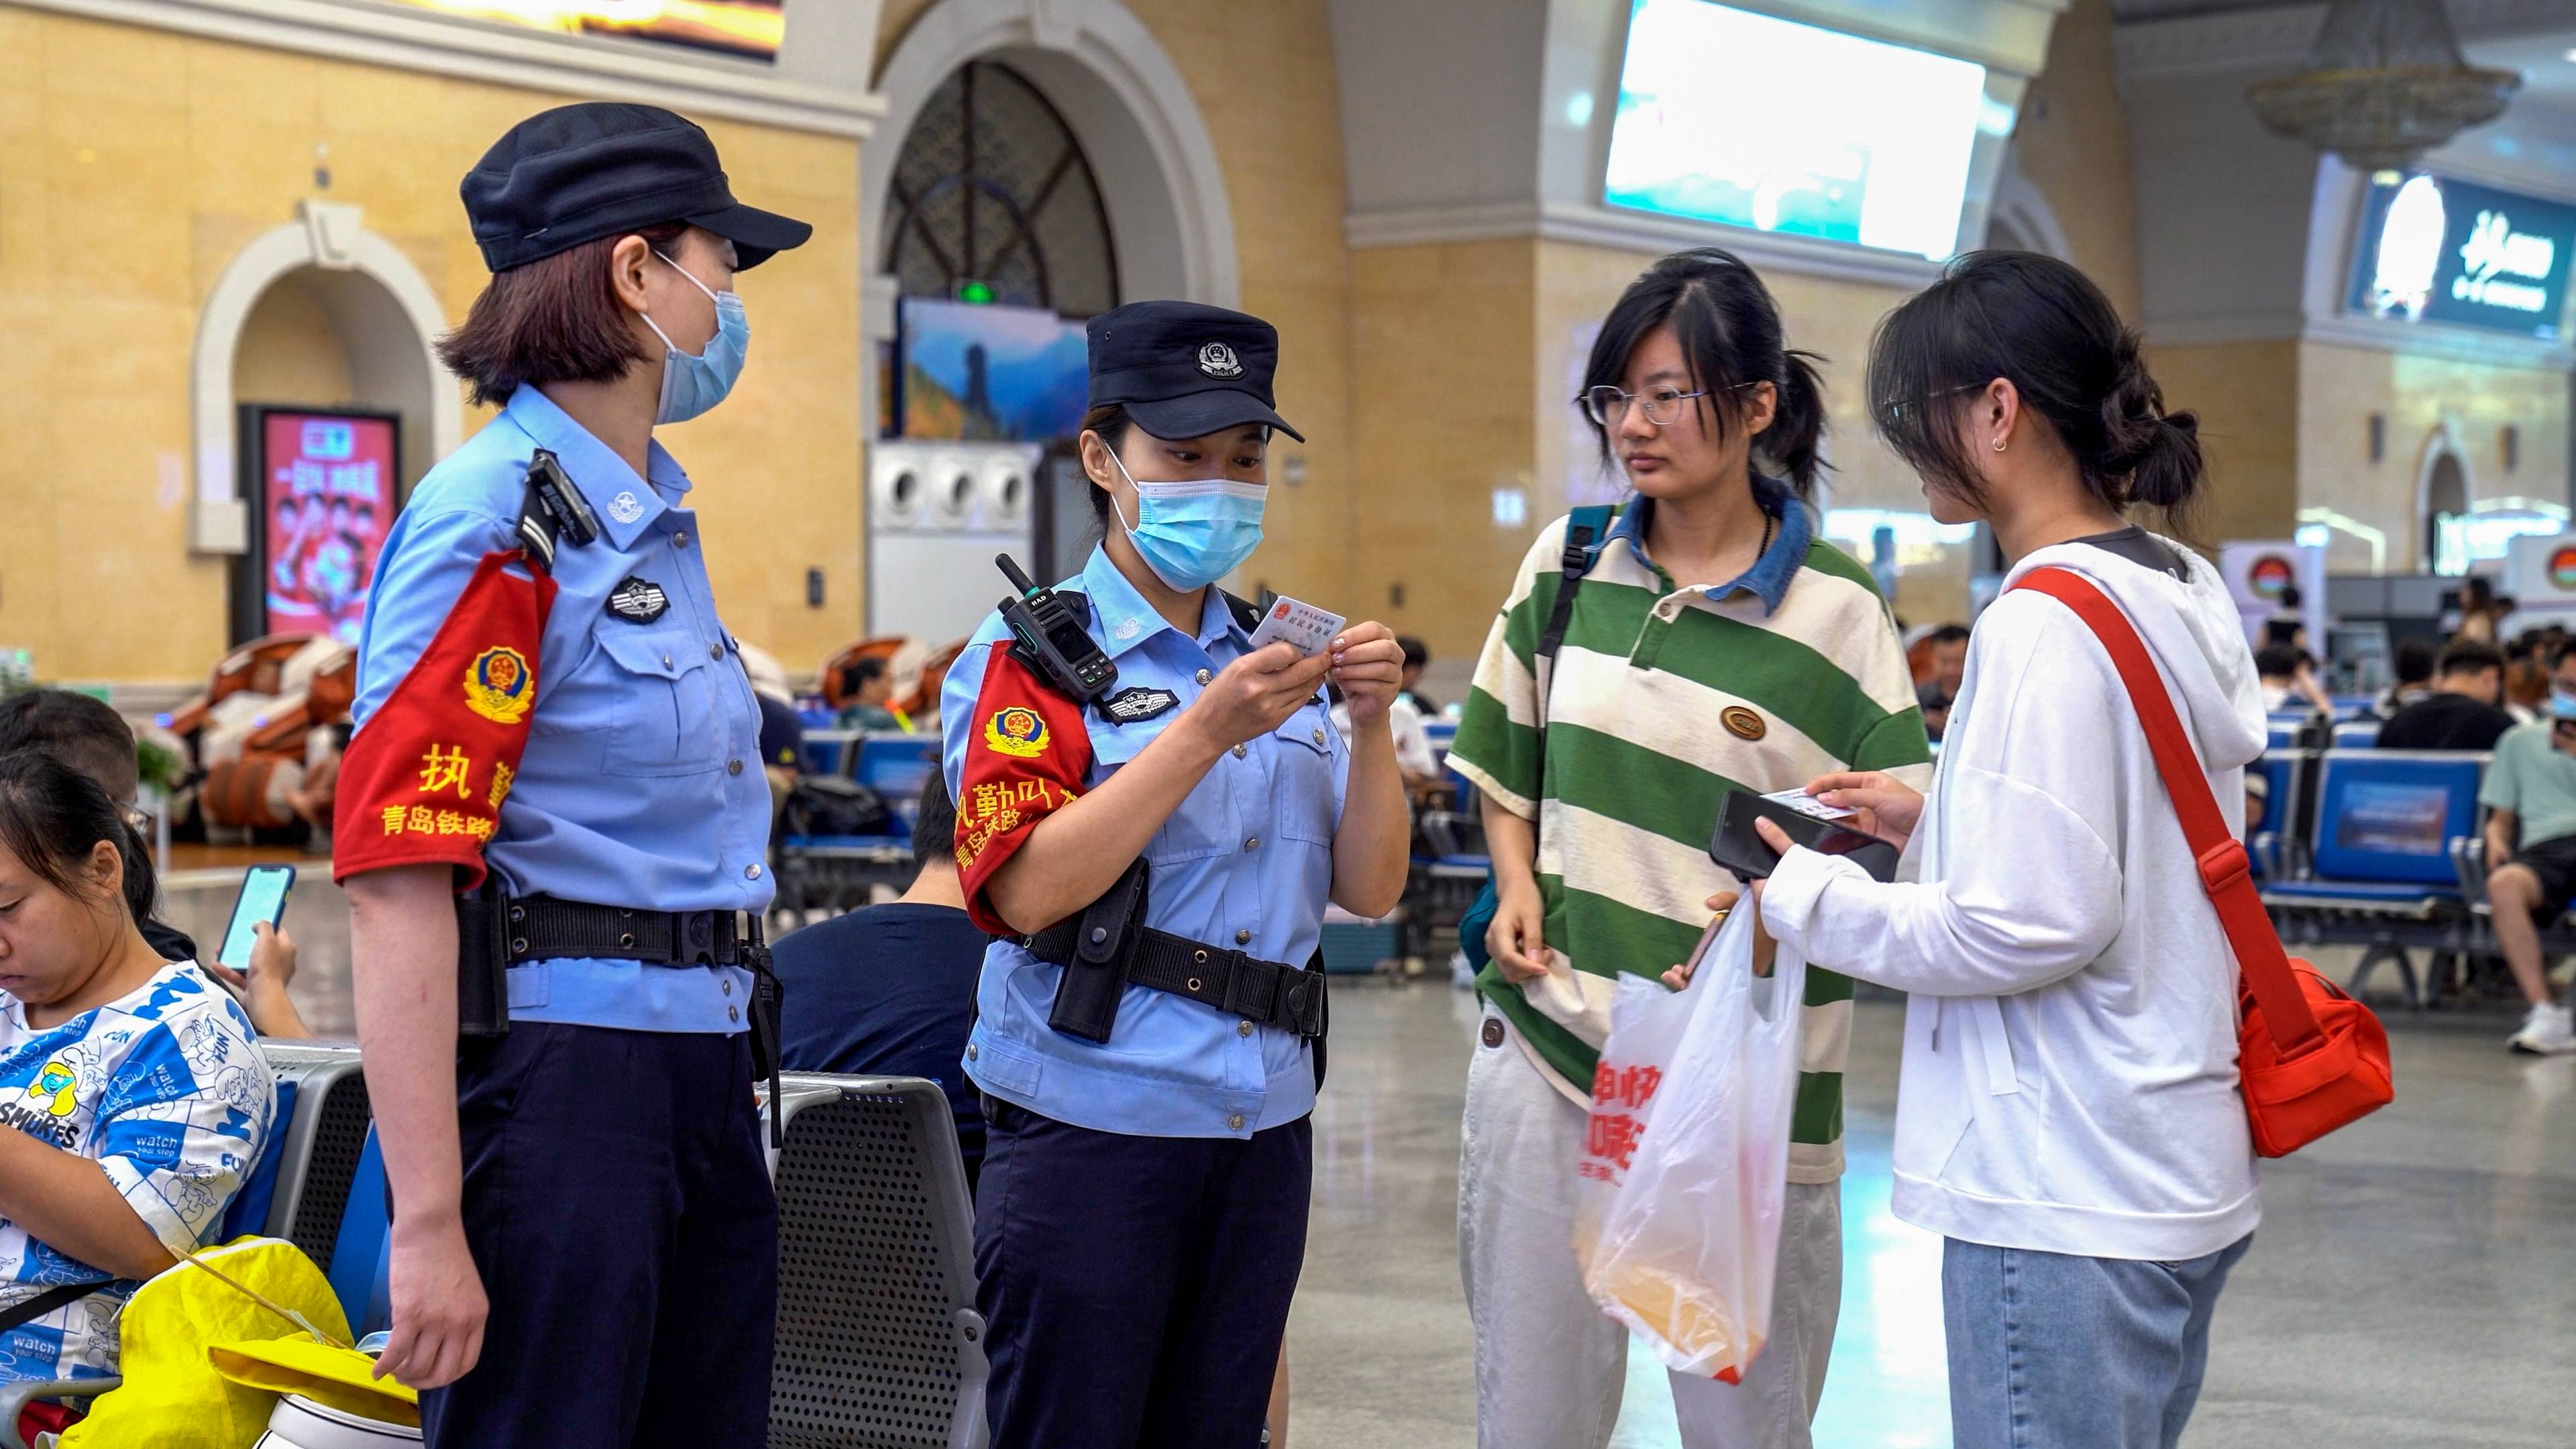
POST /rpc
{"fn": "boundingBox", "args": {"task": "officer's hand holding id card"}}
[1248,596,1346,657]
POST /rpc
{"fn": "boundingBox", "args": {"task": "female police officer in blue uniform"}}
[329,103,808,1446]
[944,301,1411,1447]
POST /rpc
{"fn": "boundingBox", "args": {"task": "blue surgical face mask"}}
[1108,450,1267,592]
[639,251,747,425]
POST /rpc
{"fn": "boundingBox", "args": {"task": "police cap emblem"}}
[1197,341,1244,379]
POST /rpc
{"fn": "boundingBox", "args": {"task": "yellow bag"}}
[58,1238,352,1449]
[207,1336,418,1428]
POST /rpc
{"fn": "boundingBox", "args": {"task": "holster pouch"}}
[1046,858,1150,1044]
[453,884,512,1039]
[743,916,786,1148]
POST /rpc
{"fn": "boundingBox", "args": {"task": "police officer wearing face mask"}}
[329,103,808,1447]
[942,302,1413,1447]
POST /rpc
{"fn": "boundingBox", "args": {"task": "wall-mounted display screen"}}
[2347,172,2576,340]
[1603,0,1990,260]
[386,1,785,60]
[241,409,399,646]
[896,299,1089,443]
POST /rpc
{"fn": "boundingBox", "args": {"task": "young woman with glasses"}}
[1445,248,1931,1448]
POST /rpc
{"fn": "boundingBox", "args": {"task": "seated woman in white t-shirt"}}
[0,752,274,1387]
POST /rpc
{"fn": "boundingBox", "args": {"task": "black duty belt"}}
[496,896,751,967]
[455,892,786,1148]
[1024,920,1329,1039]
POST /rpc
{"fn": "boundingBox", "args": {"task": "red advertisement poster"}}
[262,412,396,644]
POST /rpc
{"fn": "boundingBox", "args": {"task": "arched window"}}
[883,60,1119,315]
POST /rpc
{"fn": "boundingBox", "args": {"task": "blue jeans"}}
[1942,1234,2253,1449]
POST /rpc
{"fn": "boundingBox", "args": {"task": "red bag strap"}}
[2009,567,2324,1054]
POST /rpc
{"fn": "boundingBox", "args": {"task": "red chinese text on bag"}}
[1573,908,1805,1383]
[2012,568,2392,1157]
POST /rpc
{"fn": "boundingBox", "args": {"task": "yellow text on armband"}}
[419,744,473,798]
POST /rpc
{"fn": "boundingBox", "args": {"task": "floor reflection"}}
[174,862,2576,1448]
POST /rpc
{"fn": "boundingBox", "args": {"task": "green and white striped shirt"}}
[1449,494,1932,1183]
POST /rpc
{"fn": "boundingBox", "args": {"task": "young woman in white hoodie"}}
[1738,252,2267,1448]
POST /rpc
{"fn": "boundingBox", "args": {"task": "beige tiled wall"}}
[0,11,863,686]
[2147,339,2302,549]
[2007,0,2140,317]
[2298,341,2573,573]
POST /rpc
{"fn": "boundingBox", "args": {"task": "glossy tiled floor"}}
[171,865,2575,1448]
[1296,975,2576,1449]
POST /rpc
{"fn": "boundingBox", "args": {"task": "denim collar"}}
[499,386,694,550]
[1602,474,1807,616]
[1078,545,1240,659]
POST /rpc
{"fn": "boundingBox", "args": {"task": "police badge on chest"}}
[608,576,671,625]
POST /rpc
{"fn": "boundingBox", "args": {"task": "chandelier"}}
[2247,0,2520,172]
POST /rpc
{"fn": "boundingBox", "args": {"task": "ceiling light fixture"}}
[2249,0,2520,171]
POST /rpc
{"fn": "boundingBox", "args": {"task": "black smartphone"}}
[1710,791,1900,883]
[217,864,296,972]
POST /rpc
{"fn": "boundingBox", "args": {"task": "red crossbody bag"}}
[2014,567,2394,1157]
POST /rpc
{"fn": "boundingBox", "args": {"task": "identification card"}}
[1247,596,1346,657]
[1761,787,1858,822]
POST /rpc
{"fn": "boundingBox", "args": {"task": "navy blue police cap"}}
[462,102,812,273]
[1086,302,1305,443]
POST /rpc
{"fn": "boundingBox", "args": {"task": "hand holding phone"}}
[217,865,296,973]
[1710,791,1900,885]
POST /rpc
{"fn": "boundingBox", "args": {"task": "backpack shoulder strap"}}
[1536,505,1616,665]
[2009,567,2323,1053]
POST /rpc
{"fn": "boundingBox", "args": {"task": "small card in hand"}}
[1247,596,1346,657]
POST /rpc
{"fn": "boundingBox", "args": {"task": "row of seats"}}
[0,1047,987,1449]
[2255,747,2493,1006]
[778,733,942,914]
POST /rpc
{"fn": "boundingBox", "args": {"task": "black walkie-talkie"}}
[998,554,1118,700]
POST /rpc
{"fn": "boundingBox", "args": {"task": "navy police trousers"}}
[421,1024,777,1449]
[974,1098,1313,1448]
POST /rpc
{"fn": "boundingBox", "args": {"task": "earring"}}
[1992,435,2007,453]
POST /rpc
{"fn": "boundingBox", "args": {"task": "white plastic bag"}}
[1571,906,1807,1382]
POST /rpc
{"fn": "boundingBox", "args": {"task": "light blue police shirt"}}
[941,546,1350,1139]
[350,386,771,1032]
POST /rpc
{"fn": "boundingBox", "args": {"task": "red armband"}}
[955,642,1095,934]
[331,550,556,890]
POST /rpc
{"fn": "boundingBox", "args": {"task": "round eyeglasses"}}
[1578,380,1758,429]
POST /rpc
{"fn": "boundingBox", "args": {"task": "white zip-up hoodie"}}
[1760,537,2266,1261]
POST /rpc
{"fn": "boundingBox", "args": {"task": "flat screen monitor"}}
[896,299,1090,444]
[237,408,400,647]
[385,1,784,60]
[2347,172,2576,340]
[1603,0,1992,260]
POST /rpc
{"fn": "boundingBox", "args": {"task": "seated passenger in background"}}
[0,690,313,1039]
[837,657,911,733]
[0,753,274,1385]
[773,773,988,1182]
[2256,643,2332,715]
[2479,650,2576,1057]
[2371,637,2437,720]
[1395,635,1438,718]
[2377,639,2513,752]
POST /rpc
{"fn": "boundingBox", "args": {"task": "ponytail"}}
[2096,335,2204,511]
[1767,348,1830,494]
